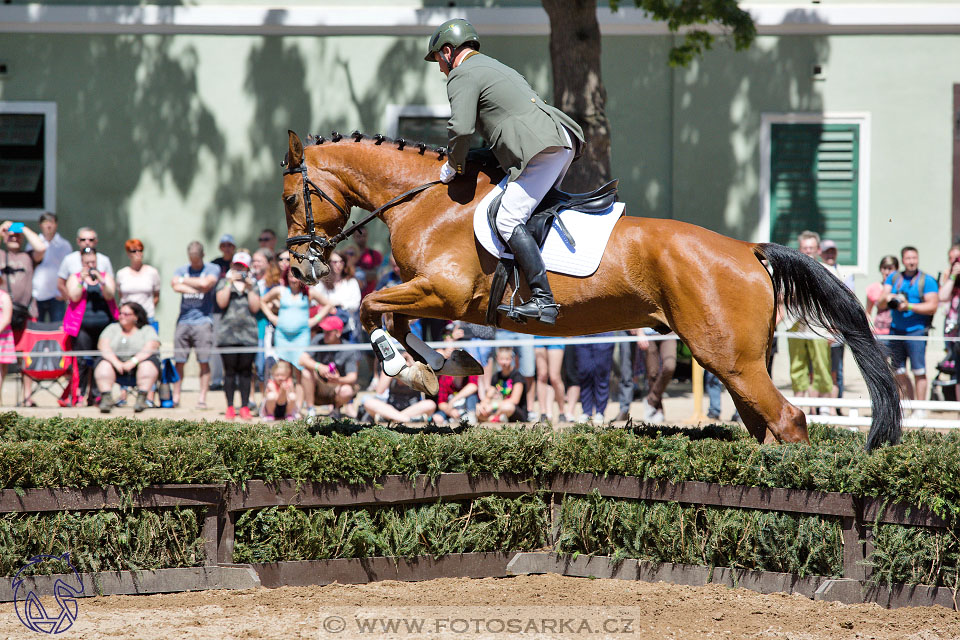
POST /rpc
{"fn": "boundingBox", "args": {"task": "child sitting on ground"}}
[476,346,528,423]
[261,360,301,420]
[433,334,480,425]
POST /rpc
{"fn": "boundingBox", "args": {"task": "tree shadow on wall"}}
[200,34,315,247]
[672,10,829,243]
[19,33,223,256]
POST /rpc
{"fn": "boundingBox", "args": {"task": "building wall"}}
[0,7,957,339]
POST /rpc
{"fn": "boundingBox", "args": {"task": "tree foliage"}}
[611,0,757,67]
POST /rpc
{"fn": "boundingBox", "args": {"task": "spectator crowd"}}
[0,213,955,423]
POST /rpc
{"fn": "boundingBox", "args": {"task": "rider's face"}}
[435,49,451,76]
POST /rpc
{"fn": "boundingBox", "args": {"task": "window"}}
[760,113,870,271]
[385,104,484,149]
[0,102,57,220]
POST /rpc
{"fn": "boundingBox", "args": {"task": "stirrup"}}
[498,297,559,325]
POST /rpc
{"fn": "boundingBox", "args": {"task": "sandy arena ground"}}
[3,574,960,639]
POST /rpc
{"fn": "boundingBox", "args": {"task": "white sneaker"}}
[649,409,665,423]
[642,401,658,421]
[466,411,478,426]
[913,409,927,420]
[591,413,605,427]
[577,414,589,424]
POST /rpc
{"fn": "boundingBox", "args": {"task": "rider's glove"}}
[439,162,457,184]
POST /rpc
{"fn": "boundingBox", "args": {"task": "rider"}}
[425,19,584,325]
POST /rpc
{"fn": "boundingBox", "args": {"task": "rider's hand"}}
[439,162,457,184]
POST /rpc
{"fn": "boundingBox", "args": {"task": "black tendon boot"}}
[498,225,558,324]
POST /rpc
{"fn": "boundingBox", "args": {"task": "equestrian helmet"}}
[424,19,480,62]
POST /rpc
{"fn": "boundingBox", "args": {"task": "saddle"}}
[485,177,619,325]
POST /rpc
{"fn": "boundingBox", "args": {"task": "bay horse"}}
[281,130,901,450]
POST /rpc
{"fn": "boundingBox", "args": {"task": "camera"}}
[888,296,902,311]
[87,268,99,280]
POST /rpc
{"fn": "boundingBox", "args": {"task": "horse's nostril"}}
[291,267,304,281]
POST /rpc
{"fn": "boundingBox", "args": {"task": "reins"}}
[282,159,440,262]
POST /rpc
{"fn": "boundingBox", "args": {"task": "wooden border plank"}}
[0,566,260,602]
[224,475,538,511]
[861,498,948,529]
[548,473,855,517]
[0,484,222,513]
[249,552,518,588]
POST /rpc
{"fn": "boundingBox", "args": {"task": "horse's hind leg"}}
[721,361,808,444]
[676,322,808,444]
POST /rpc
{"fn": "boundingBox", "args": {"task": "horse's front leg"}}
[360,278,450,395]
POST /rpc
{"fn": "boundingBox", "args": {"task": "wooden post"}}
[687,359,708,423]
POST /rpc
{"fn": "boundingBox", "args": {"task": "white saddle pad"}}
[473,177,625,277]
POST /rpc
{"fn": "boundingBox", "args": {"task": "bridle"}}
[282,159,440,271]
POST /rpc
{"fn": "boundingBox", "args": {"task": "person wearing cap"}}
[215,251,260,420]
[208,233,237,392]
[819,238,855,403]
[304,314,359,418]
[424,18,584,325]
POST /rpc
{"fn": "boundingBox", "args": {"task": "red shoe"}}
[239,406,251,420]
[225,406,236,420]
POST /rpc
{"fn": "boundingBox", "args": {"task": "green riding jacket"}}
[446,52,585,181]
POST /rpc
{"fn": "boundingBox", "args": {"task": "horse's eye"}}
[284,194,297,206]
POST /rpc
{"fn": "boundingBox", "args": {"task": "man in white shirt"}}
[56,226,113,301]
[31,212,74,323]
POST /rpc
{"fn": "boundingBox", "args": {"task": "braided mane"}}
[305,130,448,162]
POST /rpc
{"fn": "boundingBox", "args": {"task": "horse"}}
[281,130,901,450]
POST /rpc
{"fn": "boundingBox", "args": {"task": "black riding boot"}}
[498,225,558,325]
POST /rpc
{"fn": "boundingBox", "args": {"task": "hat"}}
[318,315,345,333]
[219,233,236,246]
[232,251,251,268]
[820,239,837,251]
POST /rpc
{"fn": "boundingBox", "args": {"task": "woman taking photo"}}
[94,302,160,413]
[216,251,260,420]
[64,247,118,405]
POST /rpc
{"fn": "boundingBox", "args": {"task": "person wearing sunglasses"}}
[115,239,160,327]
[56,227,113,302]
[258,229,277,252]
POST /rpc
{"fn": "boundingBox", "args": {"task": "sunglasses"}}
[78,237,96,243]
[258,236,273,242]
[127,249,143,254]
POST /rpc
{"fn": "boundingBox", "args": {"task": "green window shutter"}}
[769,123,859,264]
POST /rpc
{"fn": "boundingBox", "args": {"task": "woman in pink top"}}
[0,273,17,399]
[865,255,899,337]
[115,238,161,324]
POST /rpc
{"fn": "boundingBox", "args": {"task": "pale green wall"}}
[0,27,957,339]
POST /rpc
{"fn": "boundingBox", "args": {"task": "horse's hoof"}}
[437,349,484,376]
[399,362,440,396]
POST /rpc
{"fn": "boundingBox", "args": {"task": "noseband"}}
[282,160,440,266]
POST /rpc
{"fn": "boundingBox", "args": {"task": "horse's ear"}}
[288,130,304,167]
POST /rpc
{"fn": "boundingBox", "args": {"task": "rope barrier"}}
[8,329,959,360]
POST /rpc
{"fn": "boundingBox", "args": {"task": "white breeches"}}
[495,128,575,240]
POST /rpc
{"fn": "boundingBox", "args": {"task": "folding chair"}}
[16,322,79,407]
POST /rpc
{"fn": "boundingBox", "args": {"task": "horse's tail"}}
[754,242,901,451]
